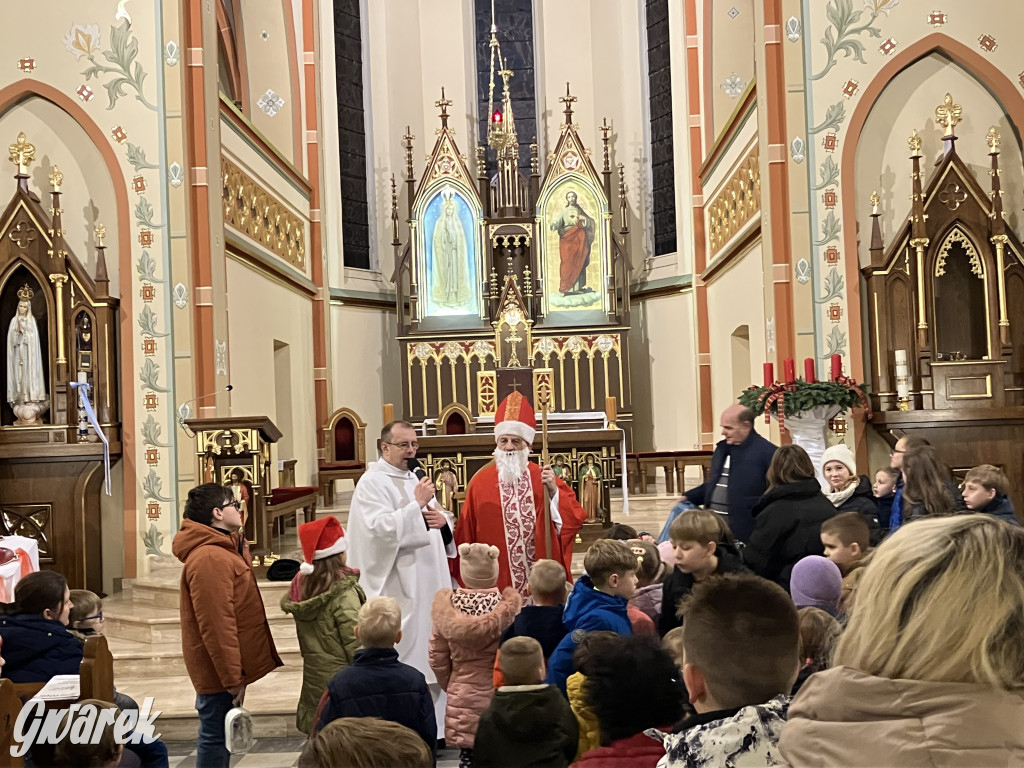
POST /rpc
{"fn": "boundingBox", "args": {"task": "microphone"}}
[408,458,453,545]
[177,385,234,434]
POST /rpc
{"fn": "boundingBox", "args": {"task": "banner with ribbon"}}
[68,381,111,495]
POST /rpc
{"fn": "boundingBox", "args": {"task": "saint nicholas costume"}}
[345,454,457,735]
[455,392,587,596]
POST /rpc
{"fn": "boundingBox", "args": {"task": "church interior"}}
[1,0,1023,764]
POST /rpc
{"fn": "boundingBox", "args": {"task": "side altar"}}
[382,24,634,521]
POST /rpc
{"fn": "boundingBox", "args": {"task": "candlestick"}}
[830,354,842,381]
[382,403,395,424]
[783,358,796,383]
[763,363,774,388]
[804,358,817,383]
[605,396,618,427]
[894,349,907,366]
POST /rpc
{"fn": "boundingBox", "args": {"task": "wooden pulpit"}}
[185,416,282,557]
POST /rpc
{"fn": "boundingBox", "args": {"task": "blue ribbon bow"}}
[68,381,111,495]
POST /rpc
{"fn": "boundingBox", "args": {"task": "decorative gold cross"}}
[935,93,962,137]
[987,126,1001,151]
[9,132,35,174]
[907,129,922,155]
[559,82,577,122]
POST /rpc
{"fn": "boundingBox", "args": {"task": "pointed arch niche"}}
[854,53,1024,268]
[0,97,120,293]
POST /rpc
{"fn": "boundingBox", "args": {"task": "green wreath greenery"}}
[739,380,867,418]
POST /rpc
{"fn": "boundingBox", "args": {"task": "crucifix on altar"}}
[495,369,534,406]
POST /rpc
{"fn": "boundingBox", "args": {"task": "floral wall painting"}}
[421,186,479,318]
[541,178,608,315]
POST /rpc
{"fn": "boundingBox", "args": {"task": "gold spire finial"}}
[908,129,922,155]
[935,93,962,137]
[94,223,106,247]
[870,190,880,214]
[9,132,35,174]
[49,165,63,192]
[987,126,1001,151]
[435,87,452,121]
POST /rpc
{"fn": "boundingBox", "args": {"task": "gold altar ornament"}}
[870,190,880,215]
[95,223,106,247]
[987,127,1001,151]
[49,166,63,192]
[17,283,33,301]
[935,93,962,137]
[908,129,922,155]
[9,132,35,173]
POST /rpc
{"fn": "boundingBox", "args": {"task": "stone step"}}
[107,637,304,678]
[102,595,297,645]
[115,667,304,741]
[124,575,293,613]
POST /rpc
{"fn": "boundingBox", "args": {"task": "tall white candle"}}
[894,349,908,366]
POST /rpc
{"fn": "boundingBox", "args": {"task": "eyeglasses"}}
[889,448,905,456]
[85,612,103,622]
[384,441,419,451]
[221,500,241,511]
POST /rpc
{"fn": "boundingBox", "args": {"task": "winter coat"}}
[743,479,838,591]
[571,732,667,767]
[657,543,748,636]
[429,586,522,748]
[838,559,866,613]
[280,571,366,733]
[904,479,968,522]
[0,614,82,683]
[567,672,601,759]
[684,430,778,542]
[475,684,578,768]
[650,695,789,767]
[630,583,662,624]
[781,665,1024,767]
[980,494,1021,526]
[546,575,632,694]
[874,492,895,530]
[627,604,656,635]
[500,604,567,659]
[317,647,436,755]
[833,475,881,542]
[172,519,282,694]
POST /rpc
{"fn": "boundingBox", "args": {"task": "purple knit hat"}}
[790,555,842,609]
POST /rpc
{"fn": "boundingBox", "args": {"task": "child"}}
[820,511,871,612]
[545,539,637,694]
[652,574,800,766]
[791,607,843,696]
[316,596,436,756]
[500,558,568,658]
[281,517,366,734]
[576,635,685,766]
[566,631,619,759]
[430,543,522,767]
[962,464,1020,525]
[67,589,140,713]
[789,556,845,623]
[658,508,747,636]
[474,637,578,768]
[299,717,432,768]
[628,539,664,623]
[661,626,685,671]
[872,467,898,531]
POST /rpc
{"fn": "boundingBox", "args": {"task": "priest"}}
[346,419,456,737]
[455,392,587,595]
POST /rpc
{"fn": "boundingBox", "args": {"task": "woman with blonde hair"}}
[781,515,1024,765]
[743,445,837,591]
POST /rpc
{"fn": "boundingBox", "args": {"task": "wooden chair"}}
[318,408,367,506]
[437,402,476,435]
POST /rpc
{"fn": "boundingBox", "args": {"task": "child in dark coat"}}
[962,464,1021,526]
[658,509,747,636]
[475,637,578,768]
[316,596,436,757]
[500,558,568,658]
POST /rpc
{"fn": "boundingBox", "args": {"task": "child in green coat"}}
[281,517,366,733]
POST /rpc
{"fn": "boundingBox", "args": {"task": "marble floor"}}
[109,475,689,762]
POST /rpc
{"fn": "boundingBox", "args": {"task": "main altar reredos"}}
[388,43,633,516]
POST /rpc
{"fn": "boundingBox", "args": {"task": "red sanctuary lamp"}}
[492,109,503,124]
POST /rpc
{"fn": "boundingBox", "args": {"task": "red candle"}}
[763,363,774,388]
[783,358,796,383]
[804,358,816,383]
[831,354,842,381]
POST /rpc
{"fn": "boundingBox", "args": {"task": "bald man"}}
[681,404,777,542]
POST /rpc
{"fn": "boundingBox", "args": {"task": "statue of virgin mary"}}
[430,190,471,312]
[6,285,48,425]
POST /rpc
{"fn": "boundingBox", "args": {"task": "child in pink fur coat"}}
[430,543,522,767]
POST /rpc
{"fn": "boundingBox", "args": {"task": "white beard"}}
[494,447,531,485]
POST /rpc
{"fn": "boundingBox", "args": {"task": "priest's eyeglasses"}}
[384,440,419,451]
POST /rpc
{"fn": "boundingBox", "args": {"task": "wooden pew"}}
[10,635,115,704]
[0,679,22,768]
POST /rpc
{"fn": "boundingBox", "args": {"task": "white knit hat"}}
[821,443,857,476]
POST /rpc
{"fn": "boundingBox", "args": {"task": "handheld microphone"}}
[408,458,453,544]
[177,385,234,434]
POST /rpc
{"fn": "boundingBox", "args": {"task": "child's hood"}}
[280,573,362,620]
[488,685,567,740]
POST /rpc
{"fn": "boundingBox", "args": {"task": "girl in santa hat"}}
[281,517,366,733]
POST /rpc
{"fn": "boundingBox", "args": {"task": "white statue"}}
[6,284,48,426]
[431,190,470,311]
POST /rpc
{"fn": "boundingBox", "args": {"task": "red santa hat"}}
[494,391,536,445]
[297,516,347,575]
